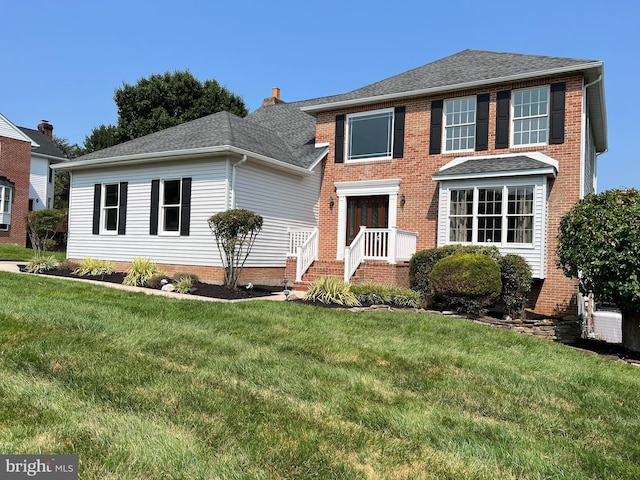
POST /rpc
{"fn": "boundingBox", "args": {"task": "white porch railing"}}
[344,227,418,282]
[289,228,318,282]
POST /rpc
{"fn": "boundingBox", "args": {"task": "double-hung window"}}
[444,97,476,152]
[346,109,393,161]
[0,184,12,230]
[512,86,549,146]
[102,183,120,232]
[448,185,534,245]
[161,179,182,233]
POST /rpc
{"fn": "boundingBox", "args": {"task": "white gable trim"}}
[0,113,39,146]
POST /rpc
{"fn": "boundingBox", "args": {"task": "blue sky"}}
[2,0,637,191]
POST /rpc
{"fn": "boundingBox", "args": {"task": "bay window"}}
[0,184,12,230]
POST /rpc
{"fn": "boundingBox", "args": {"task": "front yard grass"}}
[0,272,639,479]
[0,243,65,262]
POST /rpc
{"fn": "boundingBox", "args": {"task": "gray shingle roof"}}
[433,155,557,178]
[18,127,67,160]
[304,49,600,109]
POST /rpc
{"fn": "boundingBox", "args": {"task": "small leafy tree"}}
[208,209,263,289]
[557,189,640,351]
[25,209,67,256]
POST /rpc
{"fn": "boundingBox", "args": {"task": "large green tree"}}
[556,189,640,351]
[82,71,247,154]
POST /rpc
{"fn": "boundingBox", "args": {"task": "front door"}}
[346,195,389,245]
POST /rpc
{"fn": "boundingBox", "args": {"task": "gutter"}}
[301,62,603,113]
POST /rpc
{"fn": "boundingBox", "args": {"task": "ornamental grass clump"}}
[25,255,59,273]
[173,274,195,294]
[73,257,115,277]
[123,257,165,287]
[349,282,421,308]
[429,253,501,316]
[304,277,361,307]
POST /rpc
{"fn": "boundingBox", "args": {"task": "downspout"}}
[230,154,247,209]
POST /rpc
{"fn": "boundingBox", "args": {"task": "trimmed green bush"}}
[410,245,502,303]
[123,257,165,287]
[304,277,361,307]
[499,254,533,319]
[429,253,501,315]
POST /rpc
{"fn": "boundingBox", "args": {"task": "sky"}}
[1,0,638,191]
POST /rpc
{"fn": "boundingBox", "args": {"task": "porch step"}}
[296,259,411,289]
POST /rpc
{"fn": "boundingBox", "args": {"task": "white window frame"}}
[0,185,12,230]
[443,96,476,152]
[101,183,120,235]
[446,184,535,247]
[511,86,550,147]
[160,179,182,235]
[346,108,394,162]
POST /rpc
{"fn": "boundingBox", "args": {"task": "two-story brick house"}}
[295,50,606,316]
[59,49,606,317]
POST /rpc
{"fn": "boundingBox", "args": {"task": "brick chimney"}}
[37,120,53,140]
[261,87,284,107]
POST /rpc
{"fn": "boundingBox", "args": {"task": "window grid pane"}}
[103,184,119,231]
[161,179,182,233]
[444,98,476,152]
[347,111,393,160]
[507,186,534,243]
[512,87,549,146]
[477,188,502,243]
[449,189,473,242]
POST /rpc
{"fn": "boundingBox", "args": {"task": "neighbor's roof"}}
[433,154,558,181]
[18,127,67,160]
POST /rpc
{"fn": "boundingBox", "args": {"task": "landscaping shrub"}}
[410,245,501,304]
[304,277,361,307]
[123,257,165,287]
[26,255,59,273]
[349,283,421,308]
[174,275,195,294]
[429,253,501,316]
[499,254,533,319]
[57,260,79,272]
[172,272,199,284]
[145,274,168,289]
[73,257,115,277]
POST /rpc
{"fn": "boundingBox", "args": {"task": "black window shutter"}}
[429,100,443,154]
[117,182,128,235]
[335,115,345,163]
[495,90,511,149]
[150,179,160,235]
[180,177,192,236]
[549,82,566,144]
[392,106,405,158]
[92,184,101,235]
[475,94,490,151]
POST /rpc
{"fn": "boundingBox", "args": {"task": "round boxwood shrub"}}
[429,253,501,316]
[410,245,501,304]
[499,254,533,319]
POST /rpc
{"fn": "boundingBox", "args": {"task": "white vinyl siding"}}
[29,157,49,210]
[67,157,321,268]
[583,117,597,196]
[437,177,548,278]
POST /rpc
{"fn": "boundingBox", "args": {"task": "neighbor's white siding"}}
[583,117,597,196]
[233,161,321,266]
[29,156,50,210]
[67,157,321,268]
[67,157,228,266]
[436,176,548,278]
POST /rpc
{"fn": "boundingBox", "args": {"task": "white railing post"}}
[388,226,397,264]
[296,245,303,282]
[290,227,318,282]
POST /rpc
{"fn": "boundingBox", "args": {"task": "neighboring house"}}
[18,121,67,210]
[0,113,38,246]
[58,50,607,317]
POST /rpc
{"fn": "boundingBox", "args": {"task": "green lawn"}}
[1,272,639,479]
[0,243,66,262]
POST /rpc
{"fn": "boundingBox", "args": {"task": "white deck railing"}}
[290,228,318,282]
[344,227,418,282]
[288,228,316,256]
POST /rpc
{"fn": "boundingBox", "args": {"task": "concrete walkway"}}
[0,261,305,303]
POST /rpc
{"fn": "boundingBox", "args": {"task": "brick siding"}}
[0,137,31,246]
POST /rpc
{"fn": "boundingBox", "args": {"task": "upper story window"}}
[346,109,393,161]
[0,184,12,230]
[512,86,549,146]
[102,183,120,232]
[448,185,534,246]
[444,97,476,152]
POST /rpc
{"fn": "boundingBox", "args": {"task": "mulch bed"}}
[27,267,282,300]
